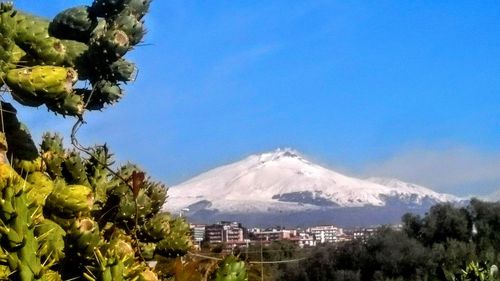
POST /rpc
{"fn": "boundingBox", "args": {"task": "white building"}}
[308,225,343,243]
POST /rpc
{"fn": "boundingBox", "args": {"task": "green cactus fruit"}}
[138,242,156,260]
[3,10,67,65]
[5,66,78,100]
[18,37,67,66]
[156,218,193,257]
[89,17,108,41]
[112,186,153,224]
[62,151,90,186]
[26,171,54,206]
[91,29,130,60]
[41,133,65,178]
[214,256,248,281]
[41,133,64,154]
[45,91,85,116]
[109,58,137,82]
[115,163,142,180]
[106,232,135,266]
[0,8,17,38]
[45,180,94,218]
[123,0,152,20]
[86,145,114,210]
[0,38,27,72]
[61,40,90,76]
[111,13,145,45]
[141,213,171,241]
[49,6,97,42]
[93,80,123,104]
[84,80,123,110]
[35,219,66,266]
[144,181,167,214]
[66,217,101,261]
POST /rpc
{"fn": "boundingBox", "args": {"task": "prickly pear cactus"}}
[214,256,249,281]
[0,105,195,280]
[0,0,148,116]
[0,1,249,280]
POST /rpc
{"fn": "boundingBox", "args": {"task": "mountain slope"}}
[163,149,459,226]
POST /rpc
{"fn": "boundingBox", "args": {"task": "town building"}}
[251,229,295,242]
[204,221,246,243]
[308,225,343,243]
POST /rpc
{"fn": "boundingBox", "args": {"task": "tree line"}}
[276,199,500,281]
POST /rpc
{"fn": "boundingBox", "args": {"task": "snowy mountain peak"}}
[257,148,304,163]
[164,149,459,216]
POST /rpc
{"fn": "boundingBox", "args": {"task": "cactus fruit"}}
[66,217,101,261]
[48,93,85,117]
[5,66,78,101]
[141,213,171,241]
[109,58,137,82]
[123,0,152,20]
[214,256,248,281]
[45,180,94,218]
[1,0,150,115]
[92,80,123,104]
[41,133,65,178]
[91,29,131,60]
[26,171,54,207]
[156,218,193,257]
[62,151,91,186]
[49,6,97,42]
[111,13,145,45]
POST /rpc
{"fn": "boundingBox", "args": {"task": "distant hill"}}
[163,149,461,227]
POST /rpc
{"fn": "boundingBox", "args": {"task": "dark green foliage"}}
[469,199,500,255]
[420,204,472,245]
[281,201,500,281]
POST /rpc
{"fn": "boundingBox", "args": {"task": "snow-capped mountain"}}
[163,149,459,227]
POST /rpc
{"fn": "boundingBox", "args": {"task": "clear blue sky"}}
[11,1,500,197]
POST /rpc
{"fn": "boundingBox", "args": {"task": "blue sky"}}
[10,1,500,197]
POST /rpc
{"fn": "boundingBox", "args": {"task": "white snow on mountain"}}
[163,149,459,214]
